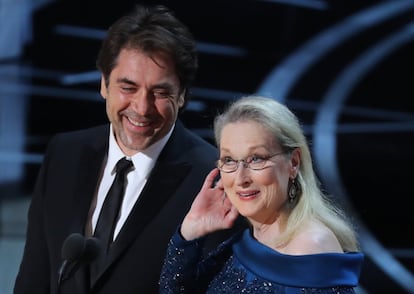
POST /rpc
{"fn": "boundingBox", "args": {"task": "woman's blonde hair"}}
[214,95,359,252]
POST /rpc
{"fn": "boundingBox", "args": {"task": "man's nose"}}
[130,92,153,114]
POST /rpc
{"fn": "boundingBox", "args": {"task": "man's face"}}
[101,48,184,156]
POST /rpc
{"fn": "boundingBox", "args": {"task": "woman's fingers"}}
[202,168,220,190]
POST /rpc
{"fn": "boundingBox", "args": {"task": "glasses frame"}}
[217,152,285,173]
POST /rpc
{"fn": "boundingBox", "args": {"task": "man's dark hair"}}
[96,4,198,105]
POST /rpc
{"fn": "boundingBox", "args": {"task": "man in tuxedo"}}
[14,4,244,294]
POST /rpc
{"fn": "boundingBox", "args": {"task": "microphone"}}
[57,233,101,289]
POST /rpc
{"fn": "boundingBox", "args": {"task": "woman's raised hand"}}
[180,168,239,240]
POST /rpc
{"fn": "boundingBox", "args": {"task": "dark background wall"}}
[0,1,413,293]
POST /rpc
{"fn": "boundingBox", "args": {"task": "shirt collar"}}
[107,123,174,176]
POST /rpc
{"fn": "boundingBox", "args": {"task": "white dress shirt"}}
[90,124,173,240]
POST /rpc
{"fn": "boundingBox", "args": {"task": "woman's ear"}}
[290,148,301,177]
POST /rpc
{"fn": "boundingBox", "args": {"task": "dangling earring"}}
[288,177,301,203]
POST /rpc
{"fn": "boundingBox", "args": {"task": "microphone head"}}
[61,233,87,262]
[61,233,102,264]
[83,237,102,263]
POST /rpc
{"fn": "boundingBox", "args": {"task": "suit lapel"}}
[90,159,191,285]
[113,159,190,251]
[89,122,193,287]
[73,148,106,232]
[71,126,109,291]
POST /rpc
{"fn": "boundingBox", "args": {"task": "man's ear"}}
[178,89,186,107]
[100,75,108,100]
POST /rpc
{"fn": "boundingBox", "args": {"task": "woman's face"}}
[219,120,300,224]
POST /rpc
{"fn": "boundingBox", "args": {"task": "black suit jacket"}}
[14,121,244,294]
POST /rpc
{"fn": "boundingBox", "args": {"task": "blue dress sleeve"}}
[159,226,236,293]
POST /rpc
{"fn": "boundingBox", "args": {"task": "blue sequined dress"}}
[159,228,364,293]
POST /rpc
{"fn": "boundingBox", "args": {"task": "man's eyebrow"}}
[152,82,175,90]
[115,79,175,90]
[117,77,136,85]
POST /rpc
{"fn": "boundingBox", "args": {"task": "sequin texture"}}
[159,228,363,294]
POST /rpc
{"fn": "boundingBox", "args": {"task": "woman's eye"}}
[223,157,236,164]
[250,155,265,163]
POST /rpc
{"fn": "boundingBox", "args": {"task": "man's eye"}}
[121,87,135,92]
[154,91,172,99]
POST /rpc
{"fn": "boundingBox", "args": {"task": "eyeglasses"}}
[217,152,285,173]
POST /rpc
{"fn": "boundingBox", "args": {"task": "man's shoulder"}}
[46,124,109,152]
[164,121,217,163]
[173,121,214,147]
[176,126,216,154]
[52,124,109,141]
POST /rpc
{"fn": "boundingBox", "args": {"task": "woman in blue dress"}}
[159,96,364,293]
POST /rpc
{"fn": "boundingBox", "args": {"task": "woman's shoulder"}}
[232,228,363,288]
[286,220,343,255]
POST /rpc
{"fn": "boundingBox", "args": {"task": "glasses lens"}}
[249,161,264,170]
[218,160,236,172]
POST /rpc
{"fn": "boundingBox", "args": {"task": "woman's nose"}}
[235,163,251,186]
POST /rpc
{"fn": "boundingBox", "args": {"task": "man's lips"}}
[127,117,151,127]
